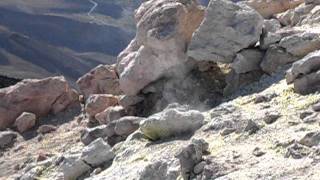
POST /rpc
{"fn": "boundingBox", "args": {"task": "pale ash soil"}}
[90,70,320,179]
[1,69,320,179]
[0,112,85,179]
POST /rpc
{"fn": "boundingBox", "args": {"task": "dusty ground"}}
[0,107,84,179]
[1,68,320,180]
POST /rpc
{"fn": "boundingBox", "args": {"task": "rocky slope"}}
[1,0,320,180]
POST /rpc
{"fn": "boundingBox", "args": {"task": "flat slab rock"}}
[188,0,263,63]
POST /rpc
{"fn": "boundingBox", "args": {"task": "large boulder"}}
[246,0,304,18]
[188,0,263,63]
[140,105,204,140]
[77,65,122,99]
[0,76,79,130]
[286,50,320,94]
[117,0,205,95]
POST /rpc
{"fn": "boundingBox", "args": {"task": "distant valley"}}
[0,0,142,82]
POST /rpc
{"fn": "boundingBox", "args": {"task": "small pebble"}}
[252,147,266,157]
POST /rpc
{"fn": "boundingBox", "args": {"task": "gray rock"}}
[260,45,298,74]
[200,157,227,180]
[312,102,320,111]
[260,19,282,49]
[138,160,180,180]
[119,95,144,108]
[176,139,208,179]
[244,120,260,134]
[91,168,102,176]
[252,147,266,157]
[305,0,320,4]
[0,131,17,148]
[81,138,115,167]
[285,143,312,159]
[188,0,263,63]
[114,116,144,136]
[302,113,319,124]
[292,69,320,95]
[140,105,204,140]
[231,49,264,74]
[62,138,115,180]
[263,112,281,124]
[299,3,320,25]
[279,32,320,57]
[300,111,314,119]
[223,70,240,96]
[37,125,57,134]
[287,50,320,83]
[62,154,92,180]
[193,161,206,175]
[254,93,277,104]
[276,3,317,26]
[14,112,36,133]
[299,131,320,147]
[220,128,236,136]
[286,50,320,94]
[81,125,109,145]
[264,19,282,33]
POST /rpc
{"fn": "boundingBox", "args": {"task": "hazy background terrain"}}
[0,0,143,82]
[0,0,210,82]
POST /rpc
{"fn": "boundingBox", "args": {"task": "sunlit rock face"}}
[117,0,205,96]
[188,0,264,63]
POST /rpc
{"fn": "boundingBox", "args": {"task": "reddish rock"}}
[246,0,304,18]
[14,112,36,133]
[37,152,48,162]
[77,65,122,99]
[95,106,126,124]
[0,76,79,130]
[85,94,119,118]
